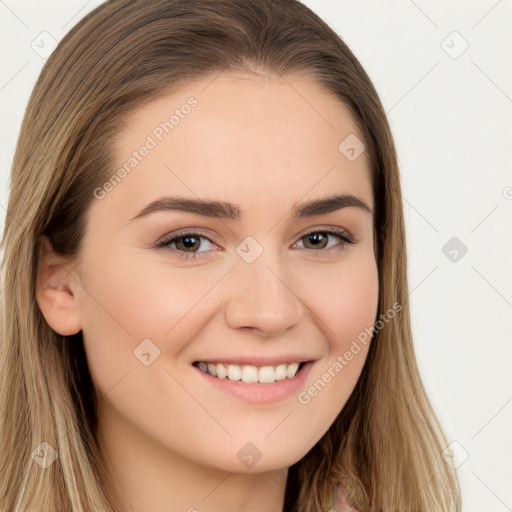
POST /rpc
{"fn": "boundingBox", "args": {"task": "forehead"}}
[101,71,373,221]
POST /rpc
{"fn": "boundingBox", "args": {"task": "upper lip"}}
[193,356,315,367]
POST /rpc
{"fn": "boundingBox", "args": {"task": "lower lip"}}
[193,361,314,404]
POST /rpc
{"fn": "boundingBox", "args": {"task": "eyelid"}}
[154,224,355,259]
[155,225,353,246]
[297,225,354,243]
[154,228,218,253]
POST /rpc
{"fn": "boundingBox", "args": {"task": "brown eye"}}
[302,232,329,250]
[296,229,354,252]
[155,231,217,260]
[173,235,202,252]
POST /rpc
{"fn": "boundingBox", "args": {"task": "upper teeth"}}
[196,361,301,383]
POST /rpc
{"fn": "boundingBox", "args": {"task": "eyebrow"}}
[129,193,373,222]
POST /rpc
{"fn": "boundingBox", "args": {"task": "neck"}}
[96,403,288,512]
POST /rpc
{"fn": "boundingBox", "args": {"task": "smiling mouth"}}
[192,361,307,384]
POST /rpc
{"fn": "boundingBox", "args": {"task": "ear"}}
[35,235,82,336]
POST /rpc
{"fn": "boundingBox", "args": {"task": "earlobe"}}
[35,236,82,336]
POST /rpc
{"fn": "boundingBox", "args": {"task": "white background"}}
[1,1,511,510]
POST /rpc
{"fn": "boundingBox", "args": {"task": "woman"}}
[0,1,462,511]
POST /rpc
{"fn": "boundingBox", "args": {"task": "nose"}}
[224,250,304,338]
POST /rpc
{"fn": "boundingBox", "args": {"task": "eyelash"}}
[155,227,355,261]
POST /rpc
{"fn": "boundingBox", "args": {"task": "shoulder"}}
[330,482,360,512]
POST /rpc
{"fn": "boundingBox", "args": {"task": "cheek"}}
[76,254,225,438]
[306,249,379,347]
[77,252,228,374]
[296,251,378,419]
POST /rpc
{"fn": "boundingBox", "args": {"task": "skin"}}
[36,71,379,512]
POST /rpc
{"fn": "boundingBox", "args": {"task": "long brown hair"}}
[0,1,461,510]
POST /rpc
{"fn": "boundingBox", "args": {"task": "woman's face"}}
[58,72,378,473]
